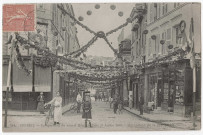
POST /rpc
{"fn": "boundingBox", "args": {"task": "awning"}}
[2,85,32,92]
[35,85,51,92]
[2,85,51,92]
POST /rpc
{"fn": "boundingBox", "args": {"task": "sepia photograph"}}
[1,1,202,133]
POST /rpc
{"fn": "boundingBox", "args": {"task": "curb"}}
[2,114,46,117]
[124,108,187,130]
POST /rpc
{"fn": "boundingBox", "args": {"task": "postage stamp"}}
[3,4,35,32]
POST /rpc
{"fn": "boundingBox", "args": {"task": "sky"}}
[72,3,135,58]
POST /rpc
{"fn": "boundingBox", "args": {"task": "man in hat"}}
[37,92,45,114]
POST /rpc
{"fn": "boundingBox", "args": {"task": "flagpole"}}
[189,3,196,129]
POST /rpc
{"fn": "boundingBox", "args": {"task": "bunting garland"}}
[14,44,32,75]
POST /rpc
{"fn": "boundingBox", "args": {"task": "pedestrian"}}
[129,95,133,109]
[45,91,62,125]
[37,92,45,114]
[109,97,113,108]
[113,96,118,114]
[102,93,105,101]
[117,99,123,114]
[82,95,92,127]
[139,95,144,115]
[98,94,101,101]
[76,92,82,113]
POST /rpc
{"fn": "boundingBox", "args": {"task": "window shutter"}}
[167,28,171,40]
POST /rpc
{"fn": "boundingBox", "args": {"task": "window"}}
[174,3,181,8]
[172,25,181,48]
[148,38,151,56]
[162,3,168,16]
[174,3,177,8]
[154,3,157,20]
[150,4,154,23]
[161,32,167,54]
[167,28,171,40]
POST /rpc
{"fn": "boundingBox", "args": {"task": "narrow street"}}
[3,101,181,132]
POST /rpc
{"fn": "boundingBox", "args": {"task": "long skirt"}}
[82,110,92,120]
[54,106,62,122]
[37,101,44,112]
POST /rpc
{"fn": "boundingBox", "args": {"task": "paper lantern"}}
[160,40,165,45]
[143,30,148,34]
[78,16,84,21]
[118,11,123,17]
[110,5,116,10]
[168,44,174,49]
[151,35,156,40]
[87,10,92,15]
[53,31,58,36]
[95,4,100,9]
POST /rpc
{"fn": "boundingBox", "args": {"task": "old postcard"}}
[1,1,202,132]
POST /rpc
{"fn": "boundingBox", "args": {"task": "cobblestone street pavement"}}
[3,101,185,132]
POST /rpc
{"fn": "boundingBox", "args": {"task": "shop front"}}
[3,58,52,111]
[145,67,163,111]
[161,59,193,116]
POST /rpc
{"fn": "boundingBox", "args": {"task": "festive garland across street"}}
[14,44,32,75]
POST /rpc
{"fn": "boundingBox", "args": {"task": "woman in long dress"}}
[45,91,62,125]
[37,92,45,114]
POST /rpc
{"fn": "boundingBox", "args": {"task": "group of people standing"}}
[95,93,108,102]
[37,91,92,127]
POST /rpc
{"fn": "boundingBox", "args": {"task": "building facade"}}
[2,3,79,110]
[121,3,201,117]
